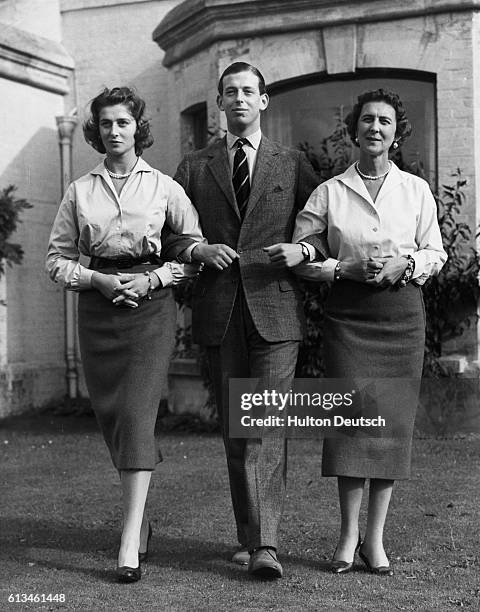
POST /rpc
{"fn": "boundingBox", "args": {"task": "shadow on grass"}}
[0,414,99,436]
[1,513,336,587]
[3,516,305,584]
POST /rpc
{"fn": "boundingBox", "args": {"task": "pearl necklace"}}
[355,161,391,181]
[104,160,136,179]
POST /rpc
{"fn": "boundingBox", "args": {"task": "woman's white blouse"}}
[46,158,204,290]
[293,162,447,283]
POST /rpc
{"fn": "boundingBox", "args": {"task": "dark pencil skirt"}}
[78,264,176,470]
[322,280,425,480]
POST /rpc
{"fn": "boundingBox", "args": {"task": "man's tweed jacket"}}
[173,135,320,345]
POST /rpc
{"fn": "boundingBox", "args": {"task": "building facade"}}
[1,0,479,416]
[0,0,74,415]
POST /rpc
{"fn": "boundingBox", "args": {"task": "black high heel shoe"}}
[330,534,362,574]
[116,560,141,583]
[358,546,394,576]
[138,522,152,563]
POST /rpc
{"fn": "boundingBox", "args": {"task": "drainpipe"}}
[56,112,78,402]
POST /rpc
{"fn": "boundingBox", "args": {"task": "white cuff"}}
[299,242,316,262]
[321,258,339,282]
[81,268,95,288]
[153,265,174,288]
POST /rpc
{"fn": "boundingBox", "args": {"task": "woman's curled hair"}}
[83,86,153,155]
[345,89,412,149]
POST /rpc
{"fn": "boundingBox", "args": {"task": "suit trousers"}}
[207,287,299,551]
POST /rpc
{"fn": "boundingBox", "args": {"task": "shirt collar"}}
[226,129,262,151]
[337,161,404,205]
[90,156,153,177]
[339,160,401,180]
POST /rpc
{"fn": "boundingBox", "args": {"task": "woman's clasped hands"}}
[90,271,151,308]
[343,256,409,286]
[91,262,202,308]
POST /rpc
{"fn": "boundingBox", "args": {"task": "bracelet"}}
[334,261,342,282]
[398,255,415,288]
[144,271,154,300]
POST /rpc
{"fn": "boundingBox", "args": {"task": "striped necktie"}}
[232,138,250,218]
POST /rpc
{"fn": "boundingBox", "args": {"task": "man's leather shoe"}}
[231,547,250,565]
[248,548,283,579]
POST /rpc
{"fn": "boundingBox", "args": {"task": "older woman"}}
[46,87,205,582]
[277,89,446,575]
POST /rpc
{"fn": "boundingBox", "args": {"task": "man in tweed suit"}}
[173,62,320,578]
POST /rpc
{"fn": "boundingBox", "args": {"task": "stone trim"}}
[61,0,155,12]
[0,24,74,94]
[154,0,480,66]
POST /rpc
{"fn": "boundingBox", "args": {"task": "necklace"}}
[104,159,137,179]
[355,161,391,181]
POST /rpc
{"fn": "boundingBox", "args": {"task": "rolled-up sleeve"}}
[45,184,93,290]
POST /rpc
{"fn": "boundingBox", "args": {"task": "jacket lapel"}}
[243,136,278,220]
[206,137,240,218]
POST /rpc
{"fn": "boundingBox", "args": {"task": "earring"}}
[355,137,359,145]
[392,141,399,150]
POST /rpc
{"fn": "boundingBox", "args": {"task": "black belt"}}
[89,254,161,270]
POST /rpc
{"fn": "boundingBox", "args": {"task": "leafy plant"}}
[299,106,354,182]
[172,281,196,359]
[172,282,217,422]
[0,185,32,278]
[422,171,480,376]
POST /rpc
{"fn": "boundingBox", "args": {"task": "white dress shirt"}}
[46,158,204,290]
[293,162,447,283]
[226,128,262,177]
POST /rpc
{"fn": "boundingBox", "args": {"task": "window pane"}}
[181,102,207,153]
[264,77,436,183]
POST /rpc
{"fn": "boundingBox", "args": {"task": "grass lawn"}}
[0,414,479,611]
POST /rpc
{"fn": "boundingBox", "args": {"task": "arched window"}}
[263,71,436,184]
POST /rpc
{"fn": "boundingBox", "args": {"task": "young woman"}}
[47,87,205,582]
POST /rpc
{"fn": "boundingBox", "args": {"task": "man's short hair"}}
[217,62,267,95]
